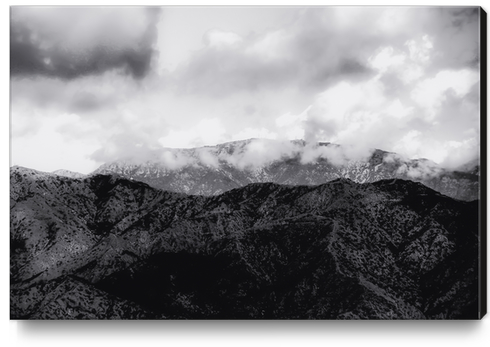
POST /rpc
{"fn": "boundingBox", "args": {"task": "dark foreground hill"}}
[10,166,481,319]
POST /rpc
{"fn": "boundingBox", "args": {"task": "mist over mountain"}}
[92,139,479,201]
[10,166,480,319]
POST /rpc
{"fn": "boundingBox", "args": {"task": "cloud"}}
[302,78,388,145]
[275,106,309,140]
[160,150,196,170]
[218,139,299,169]
[10,66,166,128]
[90,134,156,164]
[270,7,481,170]
[396,159,443,180]
[411,69,479,118]
[69,91,108,113]
[158,118,227,148]
[296,67,479,169]
[10,7,481,174]
[11,113,101,173]
[426,8,480,71]
[11,7,161,79]
[204,29,243,48]
[11,70,172,173]
[173,7,479,98]
[175,46,296,96]
[196,148,220,168]
[174,8,378,97]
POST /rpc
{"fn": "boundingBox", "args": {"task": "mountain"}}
[10,166,480,319]
[52,169,86,179]
[456,158,480,176]
[92,139,479,201]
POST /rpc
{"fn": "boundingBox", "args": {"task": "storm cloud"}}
[11,7,161,79]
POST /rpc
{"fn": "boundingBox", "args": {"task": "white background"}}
[3,1,489,346]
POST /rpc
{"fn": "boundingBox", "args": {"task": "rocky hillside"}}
[92,139,479,201]
[10,166,480,319]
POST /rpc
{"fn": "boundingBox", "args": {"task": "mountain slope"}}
[10,167,480,319]
[92,139,479,201]
[52,169,86,179]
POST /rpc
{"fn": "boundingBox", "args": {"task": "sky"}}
[10,6,481,174]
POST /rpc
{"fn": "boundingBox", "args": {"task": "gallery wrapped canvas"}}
[10,6,486,319]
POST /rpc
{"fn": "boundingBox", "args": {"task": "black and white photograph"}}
[9,5,485,320]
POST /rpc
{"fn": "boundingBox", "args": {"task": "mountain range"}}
[10,164,481,319]
[90,139,479,201]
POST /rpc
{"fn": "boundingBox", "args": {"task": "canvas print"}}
[10,6,485,319]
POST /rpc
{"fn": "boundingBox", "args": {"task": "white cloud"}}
[399,64,424,84]
[411,69,479,119]
[406,35,433,64]
[393,130,424,158]
[204,29,243,48]
[158,118,227,148]
[385,99,413,120]
[300,62,479,169]
[369,46,406,73]
[11,113,100,173]
[160,150,195,170]
[197,148,220,168]
[276,111,304,128]
[245,30,288,61]
[303,77,387,146]
[396,158,443,180]
[368,45,423,84]
[220,138,302,169]
[275,106,310,140]
[440,137,479,169]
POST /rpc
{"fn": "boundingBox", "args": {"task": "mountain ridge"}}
[10,168,480,319]
[90,139,479,201]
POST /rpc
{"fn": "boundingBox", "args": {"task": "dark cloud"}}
[424,7,480,72]
[447,7,479,29]
[10,7,161,80]
[10,72,137,119]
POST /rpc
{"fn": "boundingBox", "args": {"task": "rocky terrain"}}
[92,139,479,201]
[10,166,481,319]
